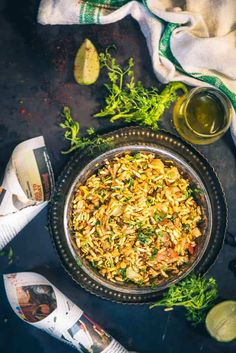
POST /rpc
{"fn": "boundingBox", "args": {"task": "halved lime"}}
[74,38,100,85]
[206,301,236,342]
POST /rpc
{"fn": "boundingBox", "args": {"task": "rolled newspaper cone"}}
[0,137,54,250]
[3,272,128,353]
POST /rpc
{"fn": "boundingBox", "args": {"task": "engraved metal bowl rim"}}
[49,126,227,303]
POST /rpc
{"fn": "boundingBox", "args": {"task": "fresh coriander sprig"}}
[150,275,218,325]
[95,47,188,130]
[0,247,14,265]
[60,106,113,154]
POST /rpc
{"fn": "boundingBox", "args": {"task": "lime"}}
[74,38,100,85]
[206,301,236,342]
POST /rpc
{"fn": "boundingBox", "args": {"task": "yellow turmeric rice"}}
[71,152,202,286]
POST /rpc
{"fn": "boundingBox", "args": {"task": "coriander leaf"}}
[107,260,114,268]
[60,106,113,154]
[150,282,158,289]
[137,227,154,244]
[119,268,127,279]
[185,188,193,199]
[137,280,144,287]
[91,261,98,269]
[137,232,149,244]
[87,127,95,135]
[154,213,164,222]
[75,256,82,267]
[0,248,14,265]
[182,223,190,232]
[194,188,203,194]
[149,248,158,260]
[150,275,218,325]
[95,47,188,130]
[7,247,14,264]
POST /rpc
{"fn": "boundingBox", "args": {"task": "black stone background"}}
[0,1,236,352]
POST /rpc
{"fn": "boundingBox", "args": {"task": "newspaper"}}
[4,272,129,353]
[0,136,54,250]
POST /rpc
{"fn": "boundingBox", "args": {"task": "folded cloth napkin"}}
[38,0,236,143]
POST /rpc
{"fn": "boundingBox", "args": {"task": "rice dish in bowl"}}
[69,151,207,289]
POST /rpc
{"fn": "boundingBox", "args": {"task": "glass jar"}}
[173,87,233,145]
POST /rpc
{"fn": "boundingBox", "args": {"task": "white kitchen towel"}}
[38,0,236,142]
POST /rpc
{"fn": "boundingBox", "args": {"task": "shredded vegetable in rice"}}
[71,153,203,286]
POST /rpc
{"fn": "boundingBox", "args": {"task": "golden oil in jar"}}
[173,87,232,145]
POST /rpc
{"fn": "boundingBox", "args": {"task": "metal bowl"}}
[49,127,227,303]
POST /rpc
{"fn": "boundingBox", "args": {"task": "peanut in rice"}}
[71,152,203,286]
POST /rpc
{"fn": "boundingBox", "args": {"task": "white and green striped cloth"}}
[38,0,236,143]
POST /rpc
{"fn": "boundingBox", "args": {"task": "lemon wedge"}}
[74,38,100,85]
[206,301,236,342]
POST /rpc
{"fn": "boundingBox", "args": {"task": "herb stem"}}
[60,106,113,154]
[95,48,188,130]
[150,275,218,325]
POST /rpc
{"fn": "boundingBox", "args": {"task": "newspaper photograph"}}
[0,136,54,249]
[3,272,129,353]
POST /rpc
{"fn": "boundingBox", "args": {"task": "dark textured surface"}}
[0,1,236,352]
